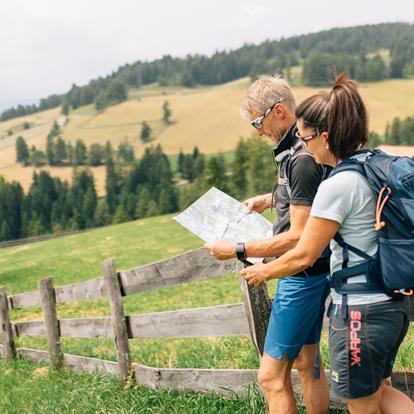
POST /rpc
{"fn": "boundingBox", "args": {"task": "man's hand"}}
[204,240,237,260]
[243,194,272,214]
[239,262,271,287]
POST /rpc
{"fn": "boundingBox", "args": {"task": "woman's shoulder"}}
[322,169,370,193]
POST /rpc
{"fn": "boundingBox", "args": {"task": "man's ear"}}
[274,103,286,119]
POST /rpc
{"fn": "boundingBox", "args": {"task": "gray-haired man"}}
[205,76,330,414]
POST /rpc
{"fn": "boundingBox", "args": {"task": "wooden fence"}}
[0,248,413,409]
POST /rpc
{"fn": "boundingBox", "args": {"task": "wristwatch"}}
[236,242,247,261]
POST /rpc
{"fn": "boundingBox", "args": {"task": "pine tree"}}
[140,121,152,143]
[177,150,185,176]
[49,120,60,137]
[104,141,113,164]
[231,139,249,199]
[105,157,119,215]
[135,186,150,218]
[89,143,104,166]
[205,154,229,192]
[55,137,67,165]
[74,139,88,165]
[15,136,29,165]
[113,204,129,224]
[94,198,111,227]
[46,135,56,165]
[162,100,172,124]
[146,200,159,217]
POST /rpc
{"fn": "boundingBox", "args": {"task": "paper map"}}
[173,187,273,261]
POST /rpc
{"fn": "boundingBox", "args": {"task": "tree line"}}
[1,137,276,241]
[2,23,413,122]
[16,122,135,167]
[384,115,414,146]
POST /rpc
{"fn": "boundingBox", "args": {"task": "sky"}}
[0,0,413,111]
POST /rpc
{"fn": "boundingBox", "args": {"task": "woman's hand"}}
[204,240,236,260]
[239,262,271,287]
[243,194,271,214]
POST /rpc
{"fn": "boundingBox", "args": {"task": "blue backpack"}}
[329,149,414,297]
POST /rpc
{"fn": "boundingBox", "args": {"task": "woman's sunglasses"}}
[295,128,320,144]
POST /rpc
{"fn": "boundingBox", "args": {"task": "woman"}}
[240,74,413,414]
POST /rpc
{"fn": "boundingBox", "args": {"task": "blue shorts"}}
[264,273,329,361]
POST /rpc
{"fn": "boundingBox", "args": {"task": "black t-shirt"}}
[272,124,328,236]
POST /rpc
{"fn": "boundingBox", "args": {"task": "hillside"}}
[1,77,414,195]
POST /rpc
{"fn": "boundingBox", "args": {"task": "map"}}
[173,187,273,261]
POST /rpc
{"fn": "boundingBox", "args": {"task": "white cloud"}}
[0,0,412,108]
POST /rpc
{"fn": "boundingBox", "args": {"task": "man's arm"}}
[245,203,310,257]
[204,203,310,260]
[243,193,273,213]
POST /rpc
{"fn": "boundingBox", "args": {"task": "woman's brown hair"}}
[295,74,368,159]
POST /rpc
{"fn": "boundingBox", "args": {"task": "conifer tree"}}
[15,136,29,164]
[162,100,172,124]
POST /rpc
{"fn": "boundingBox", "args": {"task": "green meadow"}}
[0,213,412,413]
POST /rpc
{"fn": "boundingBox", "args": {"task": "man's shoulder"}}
[287,148,322,178]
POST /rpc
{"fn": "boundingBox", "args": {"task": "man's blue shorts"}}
[264,273,329,361]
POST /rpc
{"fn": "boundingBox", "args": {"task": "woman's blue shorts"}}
[264,272,329,361]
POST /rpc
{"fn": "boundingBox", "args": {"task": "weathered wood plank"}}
[14,304,249,340]
[13,320,46,337]
[63,353,118,375]
[8,290,41,309]
[2,346,413,408]
[8,249,237,308]
[238,266,271,357]
[55,277,105,304]
[18,347,50,363]
[59,317,113,339]
[16,347,118,375]
[157,367,258,395]
[390,370,414,400]
[0,287,16,360]
[134,364,160,389]
[39,277,63,368]
[129,303,249,339]
[120,248,238,295]
[103,258,131,383]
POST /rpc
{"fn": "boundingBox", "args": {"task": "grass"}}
[0,357,349,414]
[0,212,413,413]
[2,76,414,194]
[0,357,269,414]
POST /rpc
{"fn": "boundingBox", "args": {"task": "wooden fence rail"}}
[1,247,414,409]
[7,248,238,309]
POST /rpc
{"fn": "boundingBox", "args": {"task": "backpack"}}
[328,149,414,297]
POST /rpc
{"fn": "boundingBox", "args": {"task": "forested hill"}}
[2,22,414,122]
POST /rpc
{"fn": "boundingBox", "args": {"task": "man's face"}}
[250,104,289,144]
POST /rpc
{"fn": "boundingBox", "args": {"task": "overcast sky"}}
[0,0,413,111]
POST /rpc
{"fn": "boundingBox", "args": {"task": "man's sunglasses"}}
[295,128,320,144]
[250,98,284,130]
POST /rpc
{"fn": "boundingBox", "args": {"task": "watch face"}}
[236,243,246,260]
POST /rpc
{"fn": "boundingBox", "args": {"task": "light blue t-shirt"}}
[311,170,390,305]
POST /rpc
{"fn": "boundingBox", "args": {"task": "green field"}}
[0,213,413,413]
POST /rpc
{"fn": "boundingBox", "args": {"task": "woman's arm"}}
[240,216,340,287]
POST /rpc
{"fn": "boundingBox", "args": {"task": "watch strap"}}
[236,242,246,261]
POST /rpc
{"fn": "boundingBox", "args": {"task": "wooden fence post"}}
[237,263,271,357]
[102,258,131,383]
[39,276,62,368]
[0,287,16,360]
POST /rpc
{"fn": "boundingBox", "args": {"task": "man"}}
[204,75,330,414]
